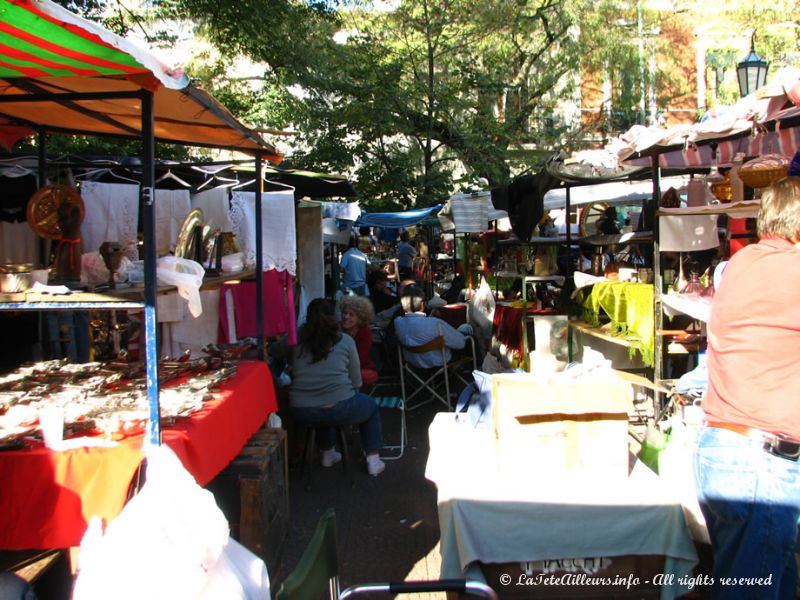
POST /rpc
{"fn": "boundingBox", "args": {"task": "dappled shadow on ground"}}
[272,399,445,594]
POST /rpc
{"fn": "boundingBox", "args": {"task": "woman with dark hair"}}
[289,298,385,477]
[367,269,397,313]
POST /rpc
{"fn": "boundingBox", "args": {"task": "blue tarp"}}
[356,204,442,228]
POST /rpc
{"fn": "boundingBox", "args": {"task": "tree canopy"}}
[39,0,800,210]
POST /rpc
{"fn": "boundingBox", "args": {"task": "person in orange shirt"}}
[695,176,800,599]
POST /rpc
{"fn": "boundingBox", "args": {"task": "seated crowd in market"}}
[286,230,472,478]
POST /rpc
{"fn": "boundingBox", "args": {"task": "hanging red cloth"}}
[218,270,297,345]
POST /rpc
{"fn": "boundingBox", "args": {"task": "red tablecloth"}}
[437,304,467,329]
[0,360,276,550]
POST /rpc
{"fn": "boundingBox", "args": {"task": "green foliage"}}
[14,135,203,162]
[170,0,594,209]
[43,0,799,212]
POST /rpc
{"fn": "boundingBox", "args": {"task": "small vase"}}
[681,272,705,296]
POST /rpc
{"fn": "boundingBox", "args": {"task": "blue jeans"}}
[291,392,383,454]
[694,425,800,599]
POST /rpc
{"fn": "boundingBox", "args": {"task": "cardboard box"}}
[492,374,633,479]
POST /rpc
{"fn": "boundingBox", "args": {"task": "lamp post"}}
[737,34,769,97]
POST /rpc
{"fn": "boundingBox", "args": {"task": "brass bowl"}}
[710,180,733,203]
[738,165,788,189]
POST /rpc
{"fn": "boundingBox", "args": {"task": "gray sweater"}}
[289,334,362,408]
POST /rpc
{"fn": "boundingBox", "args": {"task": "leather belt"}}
[707,421,800,461]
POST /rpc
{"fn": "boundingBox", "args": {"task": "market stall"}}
[426,405,699,600]
[0,360,276,550]
[0,0,282,446]
[0,4,290,587]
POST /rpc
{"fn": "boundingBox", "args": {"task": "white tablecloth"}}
[425,413,699,600]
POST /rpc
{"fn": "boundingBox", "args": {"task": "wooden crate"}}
[206,427,290,577]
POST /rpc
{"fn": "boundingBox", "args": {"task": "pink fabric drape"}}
[218,270,297,344]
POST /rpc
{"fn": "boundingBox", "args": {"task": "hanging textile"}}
[162,290,220,358]
[449,192,489,232]
[218,270,297,345]
[154,189,191,256]
[0,221,38,264]
[319,201,360,221]
[191,187,232,233]
[79,181,140,255]
[229,190,296,275]
[492,172,560,241]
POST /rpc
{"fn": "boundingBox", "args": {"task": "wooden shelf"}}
[493,271,565,285]
[569,319,639,348]
[0,270,255,311]
[0,291,144,311]
[497,236,573,246]
[656,199,760,217]
[578,230,653,246]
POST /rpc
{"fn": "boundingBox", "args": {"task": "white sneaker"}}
[367,457,386,477]
[321,448,342,467]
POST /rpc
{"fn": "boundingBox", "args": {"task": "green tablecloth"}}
[574,281,654,367]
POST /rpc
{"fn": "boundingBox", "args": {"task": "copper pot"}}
[0,263,33,292]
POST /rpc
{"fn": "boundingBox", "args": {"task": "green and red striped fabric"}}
[0,0,187,88]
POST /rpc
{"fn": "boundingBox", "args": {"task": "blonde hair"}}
[339,295,375,325]
[758,176,800,242]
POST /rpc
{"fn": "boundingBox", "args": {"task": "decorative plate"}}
[26,184,85,240]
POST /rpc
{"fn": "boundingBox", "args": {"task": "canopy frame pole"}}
[140,89,160,446]
[36,129,47,267]
[566,185,573,363]
[254,153,265,360]
[651,155,664,419]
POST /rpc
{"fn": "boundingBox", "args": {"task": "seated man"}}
[394,284,468,369]
[368,269,397,313]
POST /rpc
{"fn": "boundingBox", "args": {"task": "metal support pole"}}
[36,130,47,266]
[141,90,160,446]
[651,155,663,418]
[254,154,264,361]
[566,186,573,362]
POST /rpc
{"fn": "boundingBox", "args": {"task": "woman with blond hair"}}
[339,295,378,388]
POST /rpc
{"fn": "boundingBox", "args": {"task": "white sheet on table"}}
[171,289,219,357]
[426,413,699,600]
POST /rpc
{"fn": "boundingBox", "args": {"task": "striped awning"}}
[0,0,282,159]
[618,74,800,169]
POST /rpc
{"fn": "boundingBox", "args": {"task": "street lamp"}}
[737,34,769,97]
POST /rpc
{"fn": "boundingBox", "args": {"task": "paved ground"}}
[271,398,448,599]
